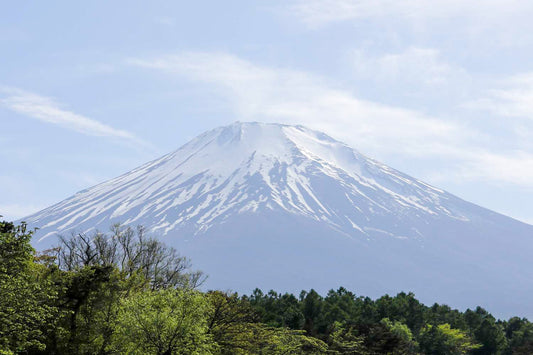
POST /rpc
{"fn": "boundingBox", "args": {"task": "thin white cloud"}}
[287,0,533,48]
[129,53,465,156]
[467,73,533,120]
[351,47,469,87]
[0,88,146,145]
[289,0,533,28]
[423,149,533,189]
[459,151,533,187]
[129,52,533,187]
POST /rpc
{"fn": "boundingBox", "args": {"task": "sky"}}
[1,1,532,224]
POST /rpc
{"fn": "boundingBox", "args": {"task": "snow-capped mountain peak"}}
[27,122,465,241]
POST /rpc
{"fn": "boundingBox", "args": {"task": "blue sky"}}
[1,1,532,224]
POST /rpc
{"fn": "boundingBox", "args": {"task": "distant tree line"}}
[1,220,533,354]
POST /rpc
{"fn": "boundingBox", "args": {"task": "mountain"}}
[23,122,533,318]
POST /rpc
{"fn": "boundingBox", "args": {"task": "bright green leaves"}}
[0,221,57,353]
[419,323,481,355]
[114,288,215,354]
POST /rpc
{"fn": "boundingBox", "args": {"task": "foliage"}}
[465,307,507,354]
[418,323,480,355]
[239,324,328,355]
[207,291,327,354]
[327,321,367,354]
[0,221,57,353]
[47,264,123,354]
[113,288,215,354]
[206,290,259,353]
[504,317,533,354]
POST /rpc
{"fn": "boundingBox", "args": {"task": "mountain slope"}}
[26,122,492,241]
[23,122,533,318]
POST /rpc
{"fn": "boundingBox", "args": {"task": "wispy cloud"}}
[129,52,533,187]
[287,0,533,48]
[0,88,147,146]
[459,151,533,187]
[288,0,533,28]
[351,47,469,87]
[466,73,533,120]
[129,52,464,156]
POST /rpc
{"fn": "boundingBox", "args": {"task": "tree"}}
[426,303,468,331]
[56,224,205,290]
[302,289,324,336]
[47,264,122,354]
[472,318,507,354]
[419,323,480,355]
[246,289,304,329]
[327,322,368,354]
[381,317,418,354]
[207,290,327,354]
[0,221,57,353]
[113,288,215,354]
[505,317,533,354]
[322,288,359,331]
[465,307,507,354]
[206,291,258,354]
[375,292,425,334]
[217,323,327,355]
[357,321,416,354]
[43,224,207,353]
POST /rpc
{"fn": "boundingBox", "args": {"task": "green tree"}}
[426,303,468,331]
[43,226,207,353]
[381,317,418,354]
[322,288,359,332]
[327,322,368,354]
[360,321,415,354]
[301,289,324,336]
[375,293,426,335]
[208,290,326,354]
[47,264,124,354]
[246,289,304,329]
[465,307,507,354]
[505,317,533,354]
[113,288,215,354]
[226,323,327,355]
[206,291,258,354]
[472,318,507,354]
[0,221,57,354]
[419,323,480,355]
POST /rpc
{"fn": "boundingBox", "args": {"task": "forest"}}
[1,220,532,355]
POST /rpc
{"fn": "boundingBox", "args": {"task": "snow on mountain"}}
[22,122,533,318]
[27,122,468,240]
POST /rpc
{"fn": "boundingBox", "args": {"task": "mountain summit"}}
[24,122,533,318]
[26,122,485,241]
